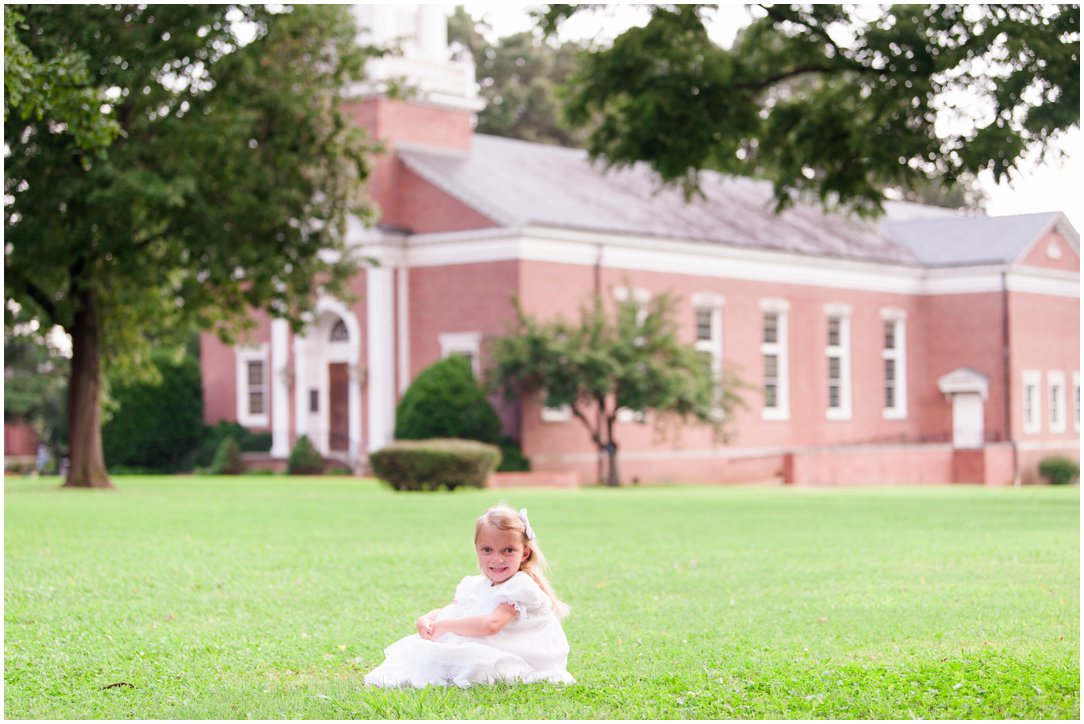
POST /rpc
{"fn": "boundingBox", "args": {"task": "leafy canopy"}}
[487,292,745,485]
[540,4,1080,216]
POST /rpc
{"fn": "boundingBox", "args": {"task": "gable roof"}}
[881,211,1072,267]
[398,134,917,265]
[397,133,1077,270]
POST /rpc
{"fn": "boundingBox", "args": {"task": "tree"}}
[540,4,1080,216]
[487,292,745,486]
[4,5,376,488]
[448,6,591,147]
[4,303,70,454]
[394,355,503,444]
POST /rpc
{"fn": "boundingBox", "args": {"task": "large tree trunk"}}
[604,441,619,486]
[62,286,113,489]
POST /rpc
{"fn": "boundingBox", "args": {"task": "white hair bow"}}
[518,508,536,541]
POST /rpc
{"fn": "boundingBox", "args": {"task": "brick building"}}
[200,5,1080,485]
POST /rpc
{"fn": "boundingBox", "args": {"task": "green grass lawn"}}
[4,475,1078,719]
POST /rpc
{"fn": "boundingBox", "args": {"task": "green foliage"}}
[4,4,377,486]
[287,435,325,476]
[101,350,204,473]
[1038,456,1079,486]
[496,436,531,472]
[208,436,245,475]
[543,4,1080,216]
[394,355,502,444]
[183,422,272,472]
[487,290,746,484]
[369,438,501,491]
[3,479,1079,718]
[448,7,590,147]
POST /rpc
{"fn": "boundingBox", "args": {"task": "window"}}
[1046,239,1063,259]
[825,305,852,419]
[692,293,725,418]
[1048,371,1066,433]
[1022,370,1041,434]
[760,299,789,420]
[330,318,349,342]
[881,309,907,419]
[236,345,269,427]
[438,332,481,376]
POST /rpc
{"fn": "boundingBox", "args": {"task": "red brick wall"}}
[394,165,497,233]
[4,419,39,457]
[1018,228,1080,272]
[200,315,272,427]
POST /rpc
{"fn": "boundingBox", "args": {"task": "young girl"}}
[364,505,574,688]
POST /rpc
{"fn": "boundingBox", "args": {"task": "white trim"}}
[399,226,1079,298]
[1048,370,1067,433]
[270,319,290,457]
[236,345,270,428]
[881,310,908,420]
[1016,437,1081,452]
[1022,369,1042,434]
[825,308,852,420]
[438,331,482,376]
[760,301,790,421]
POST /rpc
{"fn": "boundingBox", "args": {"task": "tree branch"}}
[5,267,60,323]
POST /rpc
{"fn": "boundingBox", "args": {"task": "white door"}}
[952,393,984,449]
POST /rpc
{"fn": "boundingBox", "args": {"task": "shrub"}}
[208,436,245,475]
[1038,456,1079,485]
[102,350,204,473]
[182,422,271,471]
[497,436,531,472]
[287,435,324,475]
[369,438,501,491]
[394,356,501,444]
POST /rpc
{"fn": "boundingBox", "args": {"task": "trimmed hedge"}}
[1038,456,1079,485]
[369,438,501,491]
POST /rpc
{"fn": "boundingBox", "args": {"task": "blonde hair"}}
[475,504,568,617]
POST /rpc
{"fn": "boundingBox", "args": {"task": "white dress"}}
[364,572,575,688]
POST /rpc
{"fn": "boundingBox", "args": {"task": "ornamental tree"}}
[4,5,376,488]
[540,4,1080,216]
[487,292,745,486]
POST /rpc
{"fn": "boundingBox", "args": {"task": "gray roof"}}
[398,133,1073,269]
[882,212,1066,266]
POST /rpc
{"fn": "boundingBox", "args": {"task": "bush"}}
[369,438,501,491]
[497,436,531,472]
[208,436,245,475]
[287,435,324,475]
[102,351,205,473]
[394,356,502,444]
[182,422,271,472]
[1038,456,1079,485]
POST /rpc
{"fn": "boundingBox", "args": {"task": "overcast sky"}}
[460,2,1082,230]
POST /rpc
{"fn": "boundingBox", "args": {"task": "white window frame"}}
[881,308,908,420]
[823,305,853,420]
[760,298,790,421]
[1048,370,1067,433]
[1022,369,1042,434]
[236,345,270,428]
[614,286,651,422]
[540,392,572,423]
[693,293,726,419]
[1046,239,1063,259]
[1073,371,1080,433]
[438,331,481,377]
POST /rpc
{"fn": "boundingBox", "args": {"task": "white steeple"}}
[349,4,484,112]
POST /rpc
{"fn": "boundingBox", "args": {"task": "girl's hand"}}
[416,616,434,639]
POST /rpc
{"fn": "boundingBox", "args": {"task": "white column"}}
[293,338,308,441]
[397,266,410,395]
[270,319,290,458]
[367,267,396,452]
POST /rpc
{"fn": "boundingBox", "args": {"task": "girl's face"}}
[475,525,530,585]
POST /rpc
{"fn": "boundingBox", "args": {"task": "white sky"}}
[459,2,1083,230]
